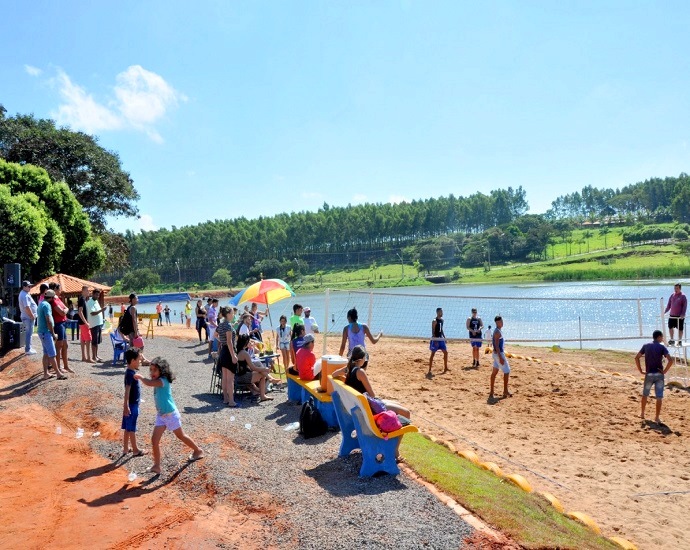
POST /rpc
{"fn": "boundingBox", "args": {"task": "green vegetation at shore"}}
[401,434,618,549]
[104,223,689,295]
[108,240,688,295]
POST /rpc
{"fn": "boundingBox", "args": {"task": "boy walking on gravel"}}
[122,348,146,457]
[635,330,674,424]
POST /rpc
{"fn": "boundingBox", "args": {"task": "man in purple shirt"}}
[635,330,673,424]
[664,283,687,345]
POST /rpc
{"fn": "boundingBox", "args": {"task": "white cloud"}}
[389,194,409,204]
[137,213,158,231]
[50,65,184,142]
[352,193,367,204]
[114,65,186,142]
[53,71,123,133]
[24,64,42,77]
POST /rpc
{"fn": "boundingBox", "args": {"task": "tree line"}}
[112,187,529,285]
[546,174,690,223]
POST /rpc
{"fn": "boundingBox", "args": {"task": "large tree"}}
[0,159,105,279]
[0,105,139,230]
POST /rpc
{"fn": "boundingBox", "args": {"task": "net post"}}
[660,298,667,342]
[637,298,643,337]
[368,292,373,328]
[323,288,330,356]
[579,316,582,350]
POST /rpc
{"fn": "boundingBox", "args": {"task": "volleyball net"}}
[319,289,665,351]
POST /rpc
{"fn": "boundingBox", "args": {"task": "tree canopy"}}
[0,159,105,279]
[546,173,690,223]
[115,187,530,283]
[0,105,139,231]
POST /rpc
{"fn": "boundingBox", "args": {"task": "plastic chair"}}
[110,333,128,364]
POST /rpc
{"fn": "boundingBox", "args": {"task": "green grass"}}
[401,433,619,549]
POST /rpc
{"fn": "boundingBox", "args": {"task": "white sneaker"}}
[25,349,38,355]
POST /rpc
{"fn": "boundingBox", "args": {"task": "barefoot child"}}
[428,307,448,376]
[122,348,146,456]
[135,357,204,474]
[490,315,511,399]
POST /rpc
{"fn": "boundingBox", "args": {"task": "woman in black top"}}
[333,345,410,419]
[195,300,208,343]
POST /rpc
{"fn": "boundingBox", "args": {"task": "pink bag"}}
[132,336,144,348]
[374,410,402,433]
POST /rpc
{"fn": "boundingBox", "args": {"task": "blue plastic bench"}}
[330,376,418,477]
[286,373,338,428]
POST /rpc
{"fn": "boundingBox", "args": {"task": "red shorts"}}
[80,324,92,342]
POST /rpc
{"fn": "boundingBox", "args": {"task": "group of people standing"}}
[425,307,511,400]
[18,282,110,379]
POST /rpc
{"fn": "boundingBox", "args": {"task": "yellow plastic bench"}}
[330,377,418,476]
[287,373,337,427]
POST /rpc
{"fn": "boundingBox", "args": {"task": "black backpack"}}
[118,306,134,334]
[299,397,328,439]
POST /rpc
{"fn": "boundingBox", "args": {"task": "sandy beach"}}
[2,318,688,549]
[154,321,689,548]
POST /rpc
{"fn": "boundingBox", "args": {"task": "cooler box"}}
[1,319,24,351]
[320,354,348,394]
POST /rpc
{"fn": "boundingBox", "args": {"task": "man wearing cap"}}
[296,334,321,381]
[87,289,108,362]
[19,280,38,355]
[302,307,319,336]
[37,290,68,380]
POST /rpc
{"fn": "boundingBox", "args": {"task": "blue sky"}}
[2,1,689,233]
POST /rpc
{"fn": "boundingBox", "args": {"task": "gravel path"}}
[26,336,474,549]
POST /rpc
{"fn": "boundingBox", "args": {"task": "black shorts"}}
[90,325,102,344]
[668,317,685,331]
[217,346,236,371]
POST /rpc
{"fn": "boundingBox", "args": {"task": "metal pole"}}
[323,288,329,357]
[368,292,373,329]
[637,298,643,337]
[578,316,582,350]
[660,298,667,342]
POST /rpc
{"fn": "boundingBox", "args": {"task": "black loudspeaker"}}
[4,264,21,288]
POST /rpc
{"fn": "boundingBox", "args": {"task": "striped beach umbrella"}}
[229,278,295,307]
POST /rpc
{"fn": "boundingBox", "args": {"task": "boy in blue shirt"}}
[122,348,146,456]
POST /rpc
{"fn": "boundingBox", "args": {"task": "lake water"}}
[133,280,683,351]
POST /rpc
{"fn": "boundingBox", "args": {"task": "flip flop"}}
[132,450,148,457]
[227,402,241,408]
[188,453,205,462]
[259,396,274,402]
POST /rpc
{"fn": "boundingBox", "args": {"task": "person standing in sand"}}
[490,315,511,400]
[185,300,192,329]
[338,307,382,357]
[428,307,448,377]
[466,308,483,368]
[635,330,674,424]
[664,283,687,345]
